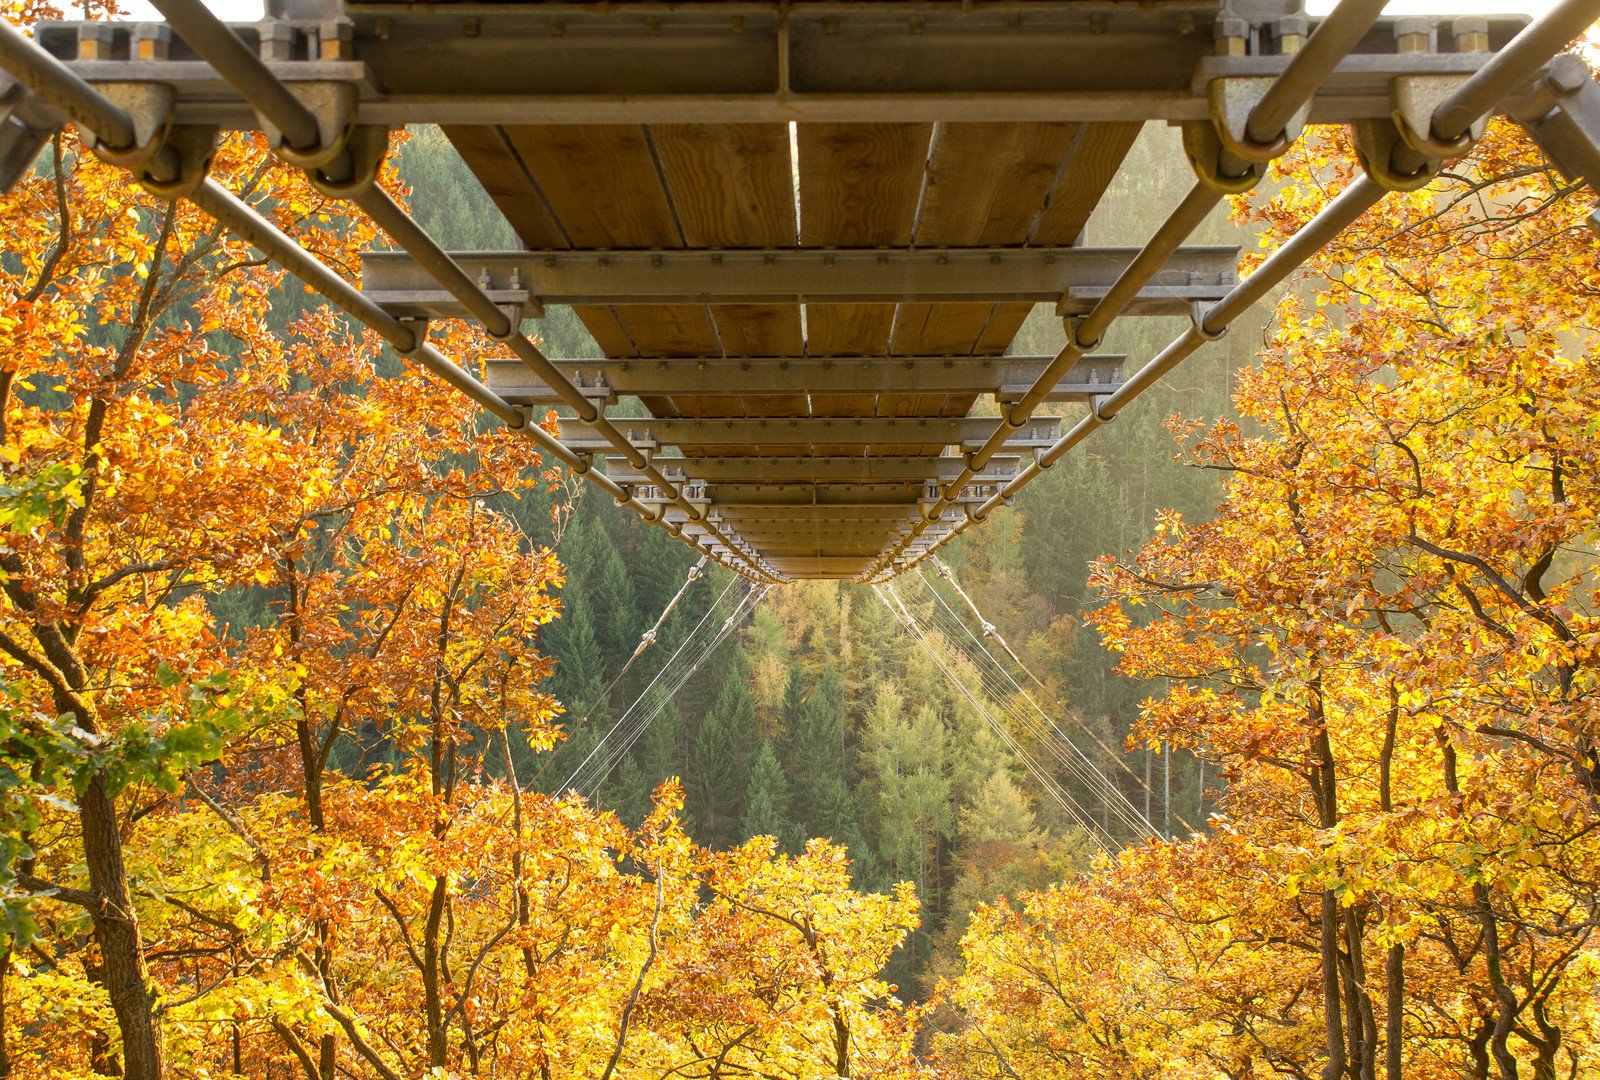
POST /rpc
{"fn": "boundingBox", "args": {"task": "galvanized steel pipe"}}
[1431,0,1600,142]
[148,0,320,152]
[0,18,134,147]
[935,176,1387,561]
[0,19,716,573]
[147,0,769,578]
[1247,0,1391,146]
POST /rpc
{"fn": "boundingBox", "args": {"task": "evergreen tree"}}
[781,666,847,832]
[687,656,757,850]
[593,542,639,663]
[739,740,799,851]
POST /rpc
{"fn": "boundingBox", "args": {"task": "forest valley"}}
[2,4,1600,1076]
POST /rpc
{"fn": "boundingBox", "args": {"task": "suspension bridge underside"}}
[7,0,1600,581]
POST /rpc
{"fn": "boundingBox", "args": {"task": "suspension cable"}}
[876,582,1128,852]
[902,579,1155,840]
[922,559,1191,834]
[564,578,769,797]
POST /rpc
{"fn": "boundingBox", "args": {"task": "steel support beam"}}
[632,484,992,507]
[486,356,1128,405]
[361,247,1236,313]
[30,8,1530,127]
[610,456,1018,484]
[554,415,1061,452]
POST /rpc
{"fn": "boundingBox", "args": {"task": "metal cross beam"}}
[667,506,927,524]
[554,416,1062,452]
[486,356,1128,405]
[608,456,1020,484]
[362,247,1237,314]
[631,484,994,507]
[29,6,1530,126]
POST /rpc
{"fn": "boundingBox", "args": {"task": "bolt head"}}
[1548,54,1589,96]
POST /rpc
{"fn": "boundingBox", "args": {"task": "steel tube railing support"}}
[1431,0,1600,143]
[0,17,725,574]
[872,0,1588,581]
[148,0,319,152]
[1247,0,1390,146]
[864,0,1392,579]
[141,0,773,580]
[0,18,133,146]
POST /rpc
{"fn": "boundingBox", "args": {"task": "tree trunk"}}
[1385,943,1405,1080]
[80,772,164,1080]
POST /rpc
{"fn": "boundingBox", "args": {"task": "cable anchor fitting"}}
[89,83,216,200]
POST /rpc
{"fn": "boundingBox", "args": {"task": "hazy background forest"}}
[222,122,1273,998]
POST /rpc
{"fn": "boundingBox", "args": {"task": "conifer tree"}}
[740,741,798,851]
[782,667,847,831]
[688,658,757,849]
[593,541,639,663]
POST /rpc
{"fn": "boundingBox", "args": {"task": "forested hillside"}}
[4,98,1597,1080]
[388,124,1269,993]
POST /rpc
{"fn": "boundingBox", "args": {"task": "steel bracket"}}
[307,123,388,195]
[1181,119,1262,194]
[1351,116,1440,191]
[1504,55,1600,198]
[1182,76,1308,194]
[1390,74,1484,160]
[86,80,170,161]
[1210,75,1309,160]
[261,80,358,169]
[1190,300,1228,343]
[88,82,216,199]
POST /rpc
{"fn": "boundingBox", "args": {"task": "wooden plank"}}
[618,304,720,356]
[974,302,1037,354]
[1030,121,1144,245]
[570,305,637,357]
[500,125,681,248]
[442,125,569,248]
[805,303,896,357]
[890,302,1002,356]
[879,124,1080,361]
[797,123,931,247]
[712,304,803,357]
[916,122,1082,246]
[651,124,796,247]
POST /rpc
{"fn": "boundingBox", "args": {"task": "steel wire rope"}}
[567,580,752,795]
[906,591,1152,839]
[886,589,1116,851]
[896,579,1154,838]
[874,583,1096,839]
[910,569,1162,837]
[579,583,768,796]
[565,580,768,797]
[560,574,741,794]
[575,583,769,799]
[566,590,741,797]
[923,556,1189,829]
[876,583,1117,852]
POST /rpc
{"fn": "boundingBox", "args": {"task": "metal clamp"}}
[1191,300,1228,343]
[260,81,358,170]
[1351,117,1441,192]
[393,315,429,357]
[306,124,389,196]
[1182,77,1309,195]
[1391,75,1485,161]
[1210,76,1309,162]
[88,83,215,199]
